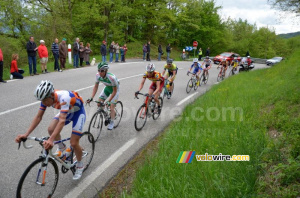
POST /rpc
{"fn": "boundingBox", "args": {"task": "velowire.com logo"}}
[176,151,195,163]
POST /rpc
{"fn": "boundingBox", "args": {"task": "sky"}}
[214,0,300,34]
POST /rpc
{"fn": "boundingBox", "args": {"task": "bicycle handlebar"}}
[18,137,45,150]
[134,93,150,100]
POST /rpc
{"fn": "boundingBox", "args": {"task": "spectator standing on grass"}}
[10,54,24,79]
[146,41,151,61]
[0,47,6,83]
[51,38,62,72]
[198,48,202,61]
[84,43,92,65]
[115,43,120,62]
[143,43,147,61]
[26,36,39,76]
[123,44,128,62]
[166,43,172,60]
[59,38,68,70]
[158,44,163,61]
[206,47,210,56]
[109,41,115,63]
[73,38,80,68]
[79,42,85,67]
[38,40,49,74]
[120,47,125,62]
[100,40,107,63]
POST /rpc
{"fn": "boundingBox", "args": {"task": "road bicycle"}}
[217,66,226,82]
[16,132,95,198]
[161,78,174,100]
[199,69,209,86]
[134,93,163,131]
[88,100,123,142]
[186,71,199,93]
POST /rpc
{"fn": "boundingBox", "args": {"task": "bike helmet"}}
[247,56,250,58]
[206,56,209,59]
[193,58,198,63]
[146,63,155,72]
[167,59,173,64]
[34,80,54,101]
[234,57,237,60]
[98,62,109,70]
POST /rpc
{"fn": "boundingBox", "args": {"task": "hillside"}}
[278,31,300,39]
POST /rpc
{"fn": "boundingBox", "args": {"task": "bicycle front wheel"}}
[199,74,204,86]
[186,79,193,93]
[88,111,104,142]
[16,157,59,198]
[204,73,209,84]
[135,105,148,131]
[114,101,123,128]
[78,132,95,172]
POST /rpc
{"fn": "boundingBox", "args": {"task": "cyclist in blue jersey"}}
[187,58,202,86]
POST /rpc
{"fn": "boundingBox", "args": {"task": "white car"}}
[266,57,283,66]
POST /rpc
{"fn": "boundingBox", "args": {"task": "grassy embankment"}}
[100,49,300,197]
[2,42,184,81]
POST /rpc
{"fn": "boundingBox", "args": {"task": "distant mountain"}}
[278,31,300,39]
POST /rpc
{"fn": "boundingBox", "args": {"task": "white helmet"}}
[34,80,54,100]
[146,63,155,72]
[193,58,198,63]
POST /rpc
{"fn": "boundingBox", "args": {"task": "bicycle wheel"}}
[114,101,123,128]
[204,73,209,84]
[186,79,193,93]
[16,157,59,198]
[135,104,148,131]
[88,111,104,142]
[72,132,95,173]
[199,73,204,86]
[153,97,163,120]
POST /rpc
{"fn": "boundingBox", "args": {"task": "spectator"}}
[79,42,85,67]
[198,48,202,61]
[120,47,125,62]
[73,38,80,68]
[206,47,210,56]
[38,40,49,74]
[84,43,92,65]
[100,40,107,63]
[143,43,147,61]
[123,44,128,62]
[158,44,163,61]
[10,54,24,79]
[59,38,68,70]
[26,36,39,76]
[51,38,61,72]
[115,43,120,62]
[166,43,172,60]
[109,41,115,63]
[0,47,6,83]
[146,41,151,61]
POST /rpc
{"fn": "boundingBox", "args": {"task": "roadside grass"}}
[114,50,300,197]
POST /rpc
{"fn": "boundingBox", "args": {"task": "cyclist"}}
[187,58,202,86]
[15,80,86,180]
[232,57,239,72]
[135,63,164,113]
[218,58,228,78]
[201,56,212,81]
[161,59,177,98]
[86,62,120,130]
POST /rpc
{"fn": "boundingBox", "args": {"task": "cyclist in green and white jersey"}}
[86,62,120,130]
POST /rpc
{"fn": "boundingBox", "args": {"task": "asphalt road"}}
[0,60,269,197]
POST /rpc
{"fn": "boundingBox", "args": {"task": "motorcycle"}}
[239,62,254,72]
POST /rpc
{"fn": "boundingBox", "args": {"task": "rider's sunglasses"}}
[98,70,106,73]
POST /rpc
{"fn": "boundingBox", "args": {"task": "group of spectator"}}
[101,41,128,63]
[72,38,93,68]
[143,41,172,61]
[198,47,210,61]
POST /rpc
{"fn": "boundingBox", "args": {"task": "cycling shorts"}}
[149,78,165,93]
[99,86,120,104]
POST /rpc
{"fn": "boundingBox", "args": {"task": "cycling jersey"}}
[232,60,239,68]
[39,90,86,136]
[221,61,228,67]
[143,71,164,82]
[164,63,177,72]
[203,59,212,67]
[190,62,202,74]
[95,72,120,104]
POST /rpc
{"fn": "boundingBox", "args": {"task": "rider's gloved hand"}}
[86,98,93,103]
[135,91,139,96]
[151,94,155,98]
[105,101,111,106]
[187,71,189,76]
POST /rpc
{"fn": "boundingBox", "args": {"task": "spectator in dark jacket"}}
[0,48,6,83]
[166,44,172,60]
[101,40,107,63]
[206,47,210,56]
[79,42,85,67]
[51,38,61,72]
[59,38,68,69]
[26,36,39,76]
[109,41,115,63]
[123,44,128,62]
[143,44,147,61]
[73,38,80,68]
[146,41,151,61]
[158,44,163,61]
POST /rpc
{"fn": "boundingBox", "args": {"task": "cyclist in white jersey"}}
[201,56,212,81]
[86,62,120,130]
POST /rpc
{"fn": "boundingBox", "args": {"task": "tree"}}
[268,0,300,15]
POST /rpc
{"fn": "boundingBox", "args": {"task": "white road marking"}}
[0,74,144,116]
[176,92,198,106]
[64,138,137,198]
